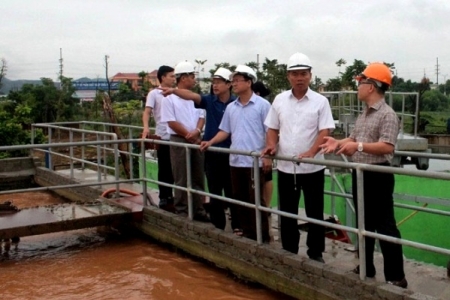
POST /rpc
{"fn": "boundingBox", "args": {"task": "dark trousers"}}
[352,169,405,282]
[169,135,205,215]
[205,151,236,230]
[278,169,325,257]
[230,167,270,242]
[156,143,174,200]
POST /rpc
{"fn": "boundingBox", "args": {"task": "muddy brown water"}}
[0,192,291,300]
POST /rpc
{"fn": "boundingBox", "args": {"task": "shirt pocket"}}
[301,112,318,131]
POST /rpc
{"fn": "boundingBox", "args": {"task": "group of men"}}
[142,53,407,288]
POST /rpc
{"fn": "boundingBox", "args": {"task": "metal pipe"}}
[186,146,193,220]
[356,167,367,280]
[141,139,148,206]
[81,125,85,170]
[69,129,74,179]
[253,156,262,244]
[128,127,133,180]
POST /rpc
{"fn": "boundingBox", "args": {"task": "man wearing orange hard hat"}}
[320,62,407,288]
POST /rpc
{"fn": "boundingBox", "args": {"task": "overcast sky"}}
[2,0,450,83]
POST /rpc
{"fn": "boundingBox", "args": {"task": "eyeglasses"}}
[358,81,373,87]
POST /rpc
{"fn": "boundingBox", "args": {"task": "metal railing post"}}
[113,135,120,197]
[30,124,35,157]
[141,139,148,206]
[96,133,102,185]
[48,128,53,170]
[81,123,85,170]
[69,129,74,179]
[356,166,367,280]
[186,146,193,220]
[128,128,134,180]
[253,156,263,244]
[414,93,419,137]
[330,167,336,217]
[103,124,107,179]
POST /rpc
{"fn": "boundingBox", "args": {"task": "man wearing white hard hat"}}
[263,53,335,262]
[161,67,238,230]
[201,65,272,242]
[160,60,208,221]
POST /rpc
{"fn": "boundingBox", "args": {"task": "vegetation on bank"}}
[1,58,450,158]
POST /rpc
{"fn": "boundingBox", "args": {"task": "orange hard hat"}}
[356,62,392,86]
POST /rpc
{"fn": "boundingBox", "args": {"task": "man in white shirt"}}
[160,61,208,221]
[263,53,335,262]
[142,65,175,211]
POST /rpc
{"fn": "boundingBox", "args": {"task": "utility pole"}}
[257,53,260,72]
[104,55,111,98]
[59,48,63,89]
[435,57,439,85]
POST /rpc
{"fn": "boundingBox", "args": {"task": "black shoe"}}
[193,213,210,222]
[309,256,325,263]
[387,278,408,289]
[159,198,168,208]
[353,265,376,278]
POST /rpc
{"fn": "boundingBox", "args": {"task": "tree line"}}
[1,56,449,158]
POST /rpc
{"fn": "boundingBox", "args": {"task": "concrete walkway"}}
[62,168,450,299]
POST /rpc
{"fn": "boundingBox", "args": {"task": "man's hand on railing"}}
[141,128,149,139]
[261,145,277,157]
[199,141,212,152]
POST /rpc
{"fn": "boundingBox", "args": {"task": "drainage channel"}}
[0,197,144,240]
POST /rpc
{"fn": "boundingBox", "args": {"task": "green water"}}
[143,160,450,267]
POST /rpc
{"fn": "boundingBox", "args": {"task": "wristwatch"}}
[357,142,363,152]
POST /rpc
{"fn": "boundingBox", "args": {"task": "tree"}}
[311,76,324,91]
[421,89,448,111]
[340,59,367,90]
[335,58,346,76]
[114,82,140,102]
[208,62,236,76]
[325,77,343,91]
[257,58,290,100]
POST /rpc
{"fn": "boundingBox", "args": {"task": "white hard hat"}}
[174,60,195,76]
[213,67,232,81]
[230,65,257,83]
[287,52,312,71]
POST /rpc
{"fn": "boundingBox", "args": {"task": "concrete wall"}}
[0,157,39,191]
[34,167,102,202]
[137,206,432,300]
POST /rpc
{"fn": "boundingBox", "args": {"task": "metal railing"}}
[1,121,449,281]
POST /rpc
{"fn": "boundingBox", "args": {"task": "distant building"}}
[71,78,119,103]
[111,70,158,91]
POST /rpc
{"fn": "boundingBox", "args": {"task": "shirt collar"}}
[370,98,386,111]
[289,87,312,101]
[213,94,235,104]
[234,92,257,106]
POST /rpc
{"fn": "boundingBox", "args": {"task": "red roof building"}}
[111,70,159,91]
